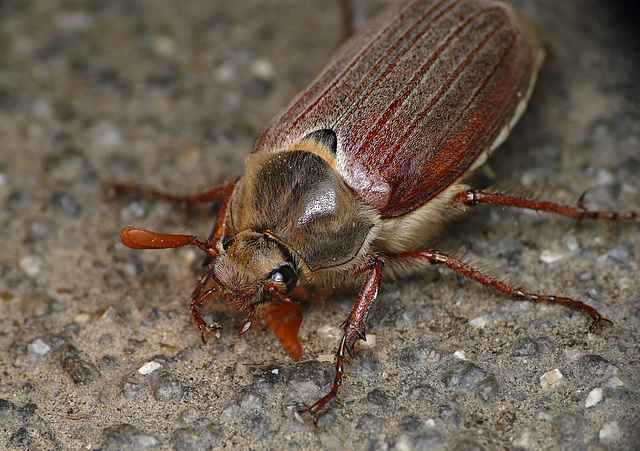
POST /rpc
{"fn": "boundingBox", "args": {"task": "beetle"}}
[114,0,639,417]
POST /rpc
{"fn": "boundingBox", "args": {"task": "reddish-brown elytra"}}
[113,0,639,418]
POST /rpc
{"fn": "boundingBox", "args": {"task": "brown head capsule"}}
[115,0,638,419]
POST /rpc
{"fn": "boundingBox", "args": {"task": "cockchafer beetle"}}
[113,0,639,417]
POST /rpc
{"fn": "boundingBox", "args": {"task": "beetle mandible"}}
[114,0,639,417]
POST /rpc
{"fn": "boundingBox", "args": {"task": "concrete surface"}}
[0,0,638,449]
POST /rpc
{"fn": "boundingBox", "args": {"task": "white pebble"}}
[453,350,466,360]
[89,121,122,150]
[28,339,51,355]
[470,315,488,329]
[73,313,91,325]
[152,35,176,57]
[512,429,534,449]
[354,334,376,351]
[539,249,564,264]
[540,368,563,390]
[606,376,624,388]
[585,387,603,407]
[250,58,274,80]
[214,64,235,82]
[138,361,162,375]
[563,234,579,252]
[596,169,614,185]
[20,256,42,278]
[599,421,621,441]
[32,98,54,119]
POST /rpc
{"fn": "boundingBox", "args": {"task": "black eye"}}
[269,265,298,294]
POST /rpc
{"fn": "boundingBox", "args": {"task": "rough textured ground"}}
[0,1,639,449]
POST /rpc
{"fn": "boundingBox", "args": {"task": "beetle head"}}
[212,230,299,311]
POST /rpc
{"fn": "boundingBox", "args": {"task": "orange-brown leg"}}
[190,184,237,338]
[110,180,237,205]
[455,189,639,221]
[305,255,384,418]
[385,249,611,330]
[189,272,222,342]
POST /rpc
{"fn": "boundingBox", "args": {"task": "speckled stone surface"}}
[0,1,639,449]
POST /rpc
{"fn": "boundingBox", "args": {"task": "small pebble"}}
[599,421,621,442]
[20,256,42,278]
[512,429,534,449]
[61,345,100,385]
[585,387,603,408]
[453,350,466,360]
[73,313,91,325]
[250,58,274,80]
[239,393,263,410]
[27,339,50,356]
[562,234,579,252]
[214,63,235,82]
[151,35,176,57]
[101,423,160,449]
[606,245,631,263]
[540,369,563,390]
[596,169,614,185]
[475,375,500,402]
[539,249,564,264]
[89,121,122,150]
[32,98,54,119]
[354,334,376,351]
[138,361,161,375]
[470,315,488,329]
[176,144,201,170]
[606,376,624,388]
[366,388,388,406]
[152,371,183,403]
[443,360,487,389]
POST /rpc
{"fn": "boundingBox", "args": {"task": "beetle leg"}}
[192,186,239,339]
[207,181,237,243]
[109,180,237,206]
[201,182,238,268]
[455,189,639,221]
[386,250,612,330]
[238,308,256,335]
[264,284,294,304]
[306,255,384,417]
[189,272,222,343]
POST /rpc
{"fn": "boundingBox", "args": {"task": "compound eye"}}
[269,265,297,294]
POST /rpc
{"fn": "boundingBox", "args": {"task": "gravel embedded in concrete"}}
[0,0,639,449]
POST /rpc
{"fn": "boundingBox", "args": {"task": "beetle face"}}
[212,230,299,311]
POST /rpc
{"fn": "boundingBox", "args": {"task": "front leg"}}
[190,182,237,340]
[306,255,384,417]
